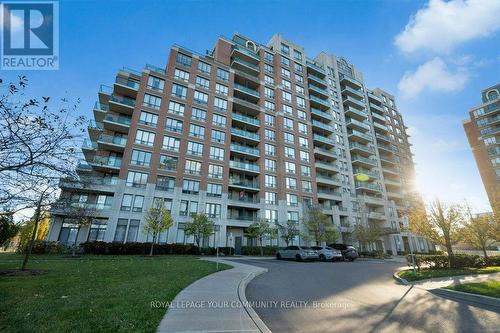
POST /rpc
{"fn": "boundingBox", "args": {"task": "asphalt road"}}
[232,259,500,333]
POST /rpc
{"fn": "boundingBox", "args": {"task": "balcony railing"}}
[232,112,260,126]
[346,118,370,130]
[110,94,135,107]
[115,77,140,90]
[230,143,260,156]
[351,154,377,166]
[313,133,336,145]
[229,160,260,172]
[353,168,379,178]
[234,83,260,98]
[355,181,381,191]
[90,156,122,168]
[349,142,375,153]
[104,114,132,126]
[306,60,326,75]
[228,179,260,189]
[145,64,166,74]
[98,134,127,146]
[227,193,260,203]
[232,57,260,71]
[348,130,372,141]
[231,127,260,141]
[307,74,327,85]
[312,120,335,132]
[310,95,330,108]
[232,45,260,61]
[311,107,332,120]
[94,102,109,112]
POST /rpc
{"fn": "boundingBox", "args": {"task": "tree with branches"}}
[352,223,382,252]
[184,213,214,250]
[302,206,339,245]
[277,220,300,246]
[143,203,173,256]
[244,219,272,256]
[462,204,498,261]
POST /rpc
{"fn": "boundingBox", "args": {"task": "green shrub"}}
[81,242,235,256]
[486,256,500,266]
[241,246,282,256]
[409,254,491,269]
[17,240,64,254]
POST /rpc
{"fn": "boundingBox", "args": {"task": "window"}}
[264,52,273,62]
[211,130,225,143]
[284,146,295,158]
[265,192,277,205]
[264,101,275,111]
[182,179,200,194]
[300,151,310,162]
[163,136,180,152]
[264,87,274,99]
[126,171,148,188]
[281,43,289,55]
[282,91,292,102]
[207,183,222,197]
[298,123,307,134]
[281,57,290,67]
[159,155,178,171]
[174,68,190,82]
[126,220,140,242]
[132,195,144,212]
[165,118,183,133]
[288,211,299,222]
[176,53,192,67]
[135,129,155,146]
[195,76,210,89]
[296,74,304,83]
[265,159,277,172]
[121,194,133,211]
[283,104,293,114]
[208,164,223,178]
[296,96,305,108]
[184,159,202,175]
[168,101,185,115]
[265,143,276,156]
[143,93,162,109]
[171,84,187,99]
[284,117,293,130]
[296,85,304,94]
[114,219,128,242]
[293,50,302,61]
[131,149,151,166]
[216,68,229,82]
[209,146,225,160]
[265,129,276,141]
[265,114,275,126]
[301,165,311,176]
[298,110,306,120]
[189,124,205,139]
[299,137,309,148]
[205,203,221,218]
[286,194,298,207]
[264,63,273,73]
[215,83,228,96]
[212,114,227,127]
[214,97,228,111]
[282,79,291,89]
[265,209,277,223]
[187,141,203,156]
[281,68,290,78]
[302,180,312,192]
[284,132,295,144]
[147,76,165,91]
[286,177,297,190]
[294,62,303,73]
[265,175,277,188]
[191,107,207,121]
[88,221,106,242]
[197,61,211,74]
[139,111,158,127]
[156,175,175,192]
[193,91,208,105]
[285,161,296,173]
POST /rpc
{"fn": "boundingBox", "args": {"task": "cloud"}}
[395,0,500,55]
[397,58,468,98]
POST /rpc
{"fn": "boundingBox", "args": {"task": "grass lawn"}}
[397,266,500,282]
[446,281,500,298]
[0,253,231,333]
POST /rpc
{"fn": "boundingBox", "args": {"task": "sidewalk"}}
[157,259,270,333]
[410,272,500,290]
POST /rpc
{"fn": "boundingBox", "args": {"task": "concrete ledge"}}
[238,268,272,333]
[430,288,500,311]
[392,271,409,285]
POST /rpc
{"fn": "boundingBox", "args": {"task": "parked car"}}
[329,244,359,261]
[276,246,319,261]
[310,246,343,261]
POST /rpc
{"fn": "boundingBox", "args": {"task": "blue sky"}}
[3,0,500,212]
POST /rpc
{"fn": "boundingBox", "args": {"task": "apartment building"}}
[464,83,500,206]
[47,33,432,255]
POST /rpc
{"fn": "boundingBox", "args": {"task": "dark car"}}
[329,244,359,261]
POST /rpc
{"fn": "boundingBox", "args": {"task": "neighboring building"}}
[464,83,500,206]
[47,33,431,254]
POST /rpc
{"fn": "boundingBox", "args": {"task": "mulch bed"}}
[0,269,47,277]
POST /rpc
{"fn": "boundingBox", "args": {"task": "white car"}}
[276,246,319,261]
[311,246,343,261]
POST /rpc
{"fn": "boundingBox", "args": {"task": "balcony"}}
[342,85,364,100]
[384,178,402,187]
[82,138,97,151]
[371,112,387,123]
[351,154,378,168]
[114,76,140,98]
[97,134,127,152]
[310,95,331,109]
[349,142,375,156]
[234,83,260,99]
[231,57,260,76]
[310,107,332,121]
[348,129,372,144]
[109,94,136,115]
[232,96,261,113]
[227,193,260,208]
[232,112,260,130]
[306,60,326,76]
[87,121,103,141]
[346,118,370,132]
[231,127,260,143]
[59,176,117,193]
[103,114,131,133]
[89,156,122,172]
[228,179,260,191]
[144,64,166,75]
[342,95,365,110]
[230,143,260,159]
[93,102,109,122]
[313,133,335,147]
[375,133,391,143]
[316,175,343,187]
[308,84,329,98]
[369,103,384,114]
[312,120,335,134]
[367,92,382,103]
[387,191,404,200]
[373,122,389,132]
[377,143,395,154]
[355,181,381,193]
[314,147,338,159]
[315,161,340,172]
[317,189,342,200]
[344,107,367,121]
[307,74,328,87]
[231,44,260,62]
[382,165,400,176]
[380,154,397,165]
[227,212,259,224]
[368,211,386,220]
[340,74,363,89]
[353,167,379,179]
[229,160,260,174]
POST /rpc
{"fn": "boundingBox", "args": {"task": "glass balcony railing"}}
[232,112,260,126]
[231,127,260,141]
[115,77,140,90]
[145,64,166,74]
[314,146,338,157]
[311,107,332,120]
[344,107,367,119]
[309,95,330,108]
[94,102,109,112]
[343,95,365,108]
[230,143,259,156]
[98,134,127,146]
[88,121,103,130]
[346,118,370,130]
[228,179,260,189]
[342,85,364,97]
[351,154,377,166]
[348,130,372,141]
[349,142,375,153]
[313,133,336,145]
[227,213,259,222]
[317,189,342,197]
[228,193,260,203]
[308,84,328,95]
[355,181,381,191]
[104,114,132,126]
[110,94,135,107]
[82,139,97,150]
[312,120,335,132]
[229,160,260,172]
[307,74,327,85]
[232,45,260,61]
[90,156,122,168]
[375,133,391,142]
[232,96,260,110]
[353,168,379,179]
[306,60,326,75]
[234,83,260,97]
[232,57,260,71]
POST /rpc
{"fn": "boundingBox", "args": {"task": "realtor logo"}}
[1,1,59,70]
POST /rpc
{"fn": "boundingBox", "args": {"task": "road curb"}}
[393,271,409,285]
[430,288,500,310]
[238,267,272,333]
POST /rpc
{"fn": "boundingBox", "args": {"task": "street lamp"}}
[402,216,416,278]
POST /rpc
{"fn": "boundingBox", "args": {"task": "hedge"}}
[407,254,500,270]
[17,240,64,254]
[241,246,282,256]
[358,251,391,259]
